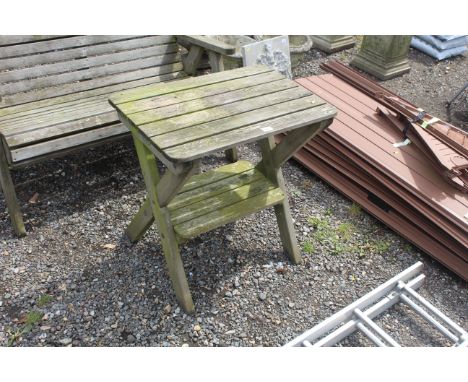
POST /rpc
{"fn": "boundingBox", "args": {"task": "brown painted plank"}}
[290,146,468,280]
[298,77,468,213]
[306,137,468,253]
[316,133,468,247]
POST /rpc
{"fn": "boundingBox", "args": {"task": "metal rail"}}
[285,262,468,347]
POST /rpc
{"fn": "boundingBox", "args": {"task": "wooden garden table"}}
[109,65,336,313]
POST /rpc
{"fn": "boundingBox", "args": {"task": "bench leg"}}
[257,136,301,264]
[130,132,195,313]
[183,45,204,76]
[0,144,26,236]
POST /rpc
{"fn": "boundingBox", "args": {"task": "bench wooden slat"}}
[119,70,285,115]
[0,53,182,95]
[0,71,186,117]
[139,87,313,136]
[164,104,336,162]
[0,36,175,70]
[0,35,64,46]
[9,122,129,163]
[5,112,118,148]
[2,101,114,135]
[0,63,184,107]
[109,65,272,104]
[0,44,179,83]
[0,35,150,59]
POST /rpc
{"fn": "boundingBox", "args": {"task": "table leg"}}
[257,136,301,264]
[255,120,331,264]
[126,197,153,243]
[130,132,197,313]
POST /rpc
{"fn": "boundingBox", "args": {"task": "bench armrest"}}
[178,35,236,55]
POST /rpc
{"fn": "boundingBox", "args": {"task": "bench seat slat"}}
[0,71,187,119]
[9,122,129,163]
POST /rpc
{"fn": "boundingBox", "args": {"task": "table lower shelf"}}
[168,160,284,240]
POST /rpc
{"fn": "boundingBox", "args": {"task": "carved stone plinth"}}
[351,35,412,80]
[310,35,355,53]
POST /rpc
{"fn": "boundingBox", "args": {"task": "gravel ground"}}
[1,40,467,347]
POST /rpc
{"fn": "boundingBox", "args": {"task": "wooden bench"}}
[0,35,232,236]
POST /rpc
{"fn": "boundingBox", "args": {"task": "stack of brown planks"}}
[289,63,468,280]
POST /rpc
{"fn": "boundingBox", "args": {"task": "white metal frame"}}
[285,262,467,347]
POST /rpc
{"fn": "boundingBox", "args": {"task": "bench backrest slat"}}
[0,35,64,46]
[0,35,182,108]
[0,36,175,70]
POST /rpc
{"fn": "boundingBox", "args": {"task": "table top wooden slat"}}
[110,65,336,163]
[165,104,336,161]
[117,70,286,115]
[153,95,325,149]
[109,65,273,105]
[137,86,312,136]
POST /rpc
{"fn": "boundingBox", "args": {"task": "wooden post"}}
[130,131,195,313]
[0,139,26,236]
[257,135,301,264]
[183,45,204,76]
[126,197,154,243]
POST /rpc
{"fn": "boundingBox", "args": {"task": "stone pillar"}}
[350,35,412,80]
[310,36,355,53]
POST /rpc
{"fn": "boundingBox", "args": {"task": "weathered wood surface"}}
[0,136,25,235]
[112,66,337,311]
[0,36,173,70]
[257,135,301,264]
[0,44,179,83]
[0,36,188,170]
[109,65,272,104]
[178,35,236,55]
[130,130,195,312]
[173,187,284,239]
[110,65,336,166]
